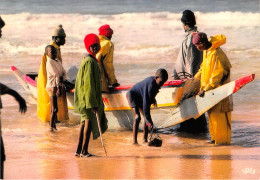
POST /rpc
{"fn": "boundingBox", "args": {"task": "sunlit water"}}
[1,1,260,179]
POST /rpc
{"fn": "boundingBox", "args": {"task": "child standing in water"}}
[127,69,168,144]
[45,45,66,131]
[74,34,108,157]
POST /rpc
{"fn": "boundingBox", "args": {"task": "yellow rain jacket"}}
[96,35,118,92]
[195,34,233,112]
[195,34,233,144]
[37,42,68,122]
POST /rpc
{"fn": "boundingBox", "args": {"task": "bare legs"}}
[143,121,148,143]
[132,107,148,144]
[49,95,58,131]
[76,119,92,156]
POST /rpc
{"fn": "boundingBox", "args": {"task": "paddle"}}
[95,112,108,156]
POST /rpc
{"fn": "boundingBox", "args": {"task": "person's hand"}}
[17,97,27,114]
[198,90,205,97]
[146,122,154,131]
[91,107,98,114]
[111,83,120,88]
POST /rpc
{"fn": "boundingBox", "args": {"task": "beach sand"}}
[2,104,260,179]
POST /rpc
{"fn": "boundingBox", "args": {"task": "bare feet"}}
[143,141,148,145]
[74,153,80,157]
[80,153,96,157]
[208,140,215,144]
[133,142,140,146]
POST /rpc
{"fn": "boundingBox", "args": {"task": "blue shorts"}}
[126,91,142,109]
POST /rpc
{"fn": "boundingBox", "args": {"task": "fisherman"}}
[173,10,207,133]
[127,69,168,145]
[37,25,68,124]
[193,32,233,145]
[96,24,120,93]
[45,45,67,131]
[74,34,108,157]
[0,83,27,179]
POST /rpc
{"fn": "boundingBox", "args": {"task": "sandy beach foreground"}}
[2,104,260,179]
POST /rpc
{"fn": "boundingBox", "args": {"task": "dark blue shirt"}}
[128,76,160,124]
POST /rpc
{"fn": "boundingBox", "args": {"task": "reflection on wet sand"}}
[2,105,260,179]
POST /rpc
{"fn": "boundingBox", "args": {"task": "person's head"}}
[192,32,211,51]
[98,24,113,40]
[0,16,5,38]
[181,10,196,31]
[45,45,57,60]
[155,68,168,87]
[52,24,66,46]
[84,33,100,56]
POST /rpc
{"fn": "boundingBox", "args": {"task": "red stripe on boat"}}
[114,80,185,91]
[10,66,18,71]
[164,80,184,86]
[23,75,37,87]
[233,74,255,93]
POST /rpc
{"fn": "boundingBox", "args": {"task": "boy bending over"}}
[127,69,168,144]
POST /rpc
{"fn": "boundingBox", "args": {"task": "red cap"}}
[98,24,113,37]
[192,32,207,45]
[84,33,100,57]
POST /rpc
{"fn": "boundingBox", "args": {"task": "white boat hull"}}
[11,66,255,129]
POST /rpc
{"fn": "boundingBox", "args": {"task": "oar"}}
[95,112,107,156]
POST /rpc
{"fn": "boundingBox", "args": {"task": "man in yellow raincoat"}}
[96,24,120,93]
[193,32,233,145]
[37,25,68,123]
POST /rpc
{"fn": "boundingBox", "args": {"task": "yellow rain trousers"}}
[37,42,68,122]
[96,35,118,92]
[195,34,233,145]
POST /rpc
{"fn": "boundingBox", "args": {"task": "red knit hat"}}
[84,33,100,57]
[98,24,113,37]
[192,32,208,45]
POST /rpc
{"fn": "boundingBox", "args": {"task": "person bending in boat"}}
[45,45,67,131]
[127,69,168,145]
[193,32,233,145]
[96,24,120,93]
[74,34,108,157]
[0,83,27,179]
[37,25,68,123]
[173,10,207,133]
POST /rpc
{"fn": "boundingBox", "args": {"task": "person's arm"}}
[47,60,59,87]
[190,43,203,76]
[143,98,153,126]
[0,83,27,113]
[198,55,225,97]
[143,84,156,126]
[204,56,225,91]
[194,61,203,80]
[101,43,118,86]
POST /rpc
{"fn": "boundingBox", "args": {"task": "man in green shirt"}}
[74,34,108,157]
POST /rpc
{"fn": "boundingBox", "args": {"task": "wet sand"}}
[2,104,260,179]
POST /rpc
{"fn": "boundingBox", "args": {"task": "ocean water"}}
[0,0,260,179]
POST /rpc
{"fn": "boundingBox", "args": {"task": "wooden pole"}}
[95,112,107,156]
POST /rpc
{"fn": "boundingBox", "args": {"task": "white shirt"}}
[46,57,66,89]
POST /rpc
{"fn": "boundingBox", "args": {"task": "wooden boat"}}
[11,66,255,129]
